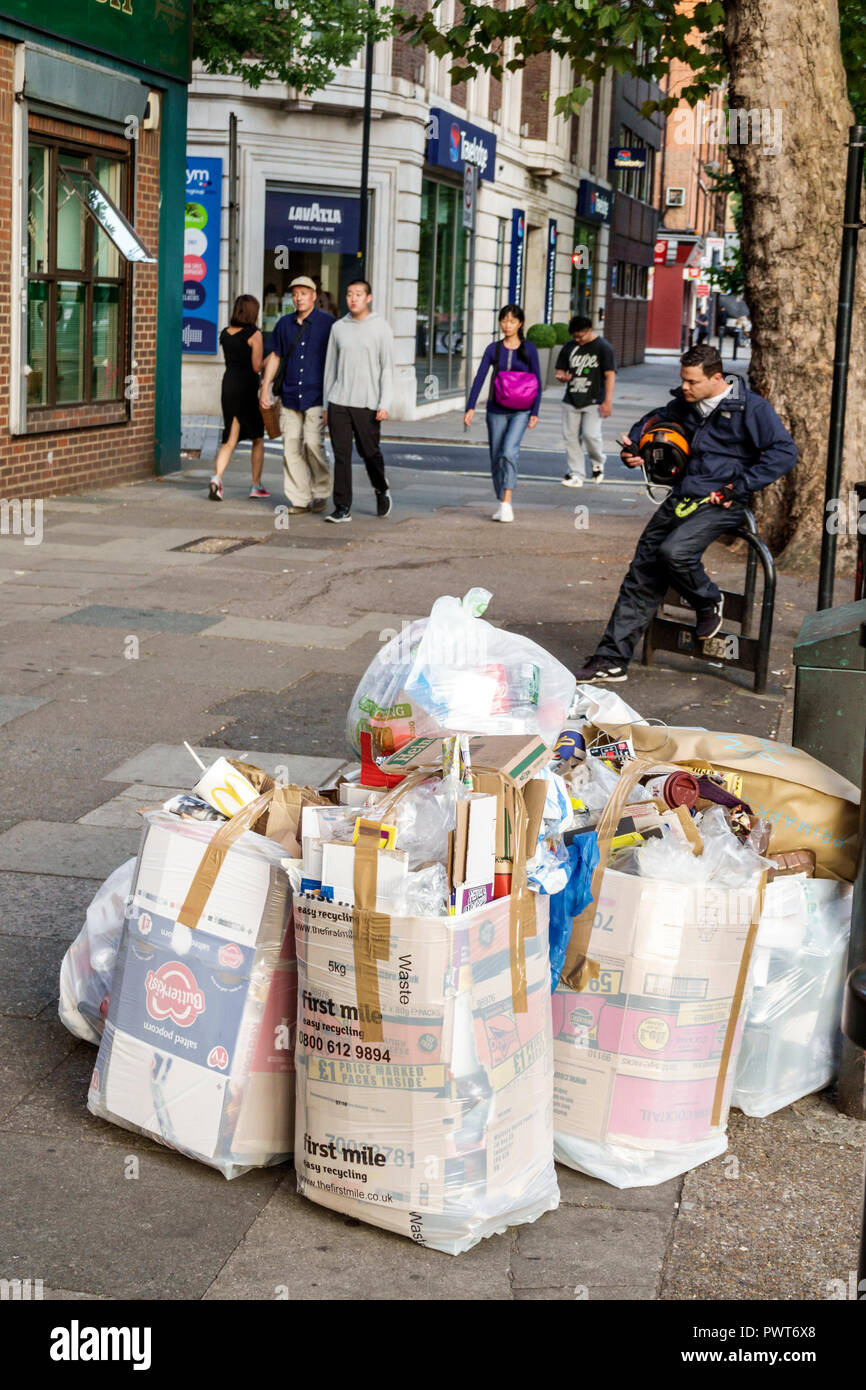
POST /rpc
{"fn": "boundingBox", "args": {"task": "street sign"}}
[462,163,477,231]
[696,283,710,298]
[654,239,668,265]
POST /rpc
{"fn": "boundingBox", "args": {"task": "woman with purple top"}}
[464,304,542,522]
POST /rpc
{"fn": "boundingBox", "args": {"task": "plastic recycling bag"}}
[731,877,853,1117]
[346,588,576,755]
[59,858,137,1045]
[403,588,576,745]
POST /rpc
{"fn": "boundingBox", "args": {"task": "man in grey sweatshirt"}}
[322,280,395,521]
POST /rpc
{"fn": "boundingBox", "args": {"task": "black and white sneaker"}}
[591,465,605,484]
[573,658,628,684]
[696,598,724,641]
[324,508,352,523]
[376,491,392,517]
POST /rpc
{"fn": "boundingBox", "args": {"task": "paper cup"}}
[193,758,260,818]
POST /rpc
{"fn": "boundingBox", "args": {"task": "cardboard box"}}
[294,892,558,1252]
[87,812,296,1178]
[552,868,761,1156]
[382,734,551,787]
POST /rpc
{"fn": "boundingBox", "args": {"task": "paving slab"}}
[77,796,155,828]
[556,1162,683,1215]
[0,1017,80,1123]
[0,933,70,1017]
[58,605,225,634]
[0,694,50,728]
[0,872,104,939]
[103,743,346,788]
[0,823,142,879]
[660,1099,866,1302]
[202,611,413,649]
[202,1178,514,1301]
[0,1133,283,1300]
[510,1205,673,1299]
[1,1042,164,1152]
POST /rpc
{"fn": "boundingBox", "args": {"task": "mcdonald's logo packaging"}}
[87,810,297,1178]
[294,893,559,1253]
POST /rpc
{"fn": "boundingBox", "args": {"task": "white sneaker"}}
[562,473,584,488]
[492,503,503,521]
[496,501,514,522]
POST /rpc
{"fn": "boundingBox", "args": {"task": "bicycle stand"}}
[640,509,777,694]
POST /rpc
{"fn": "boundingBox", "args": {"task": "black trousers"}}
[595,494,746,666]
[327,404,388,512]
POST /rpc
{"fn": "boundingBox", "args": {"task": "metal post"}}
[357,1,375,276]
[818,126,865,612]
[837,620,866,1119]
[228,113,239,309]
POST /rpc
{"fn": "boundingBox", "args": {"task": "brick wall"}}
[0,40,160,501]
[390,0,427,84]
[520,50,550,141]
[486,0,506,124]
[448,2,467,108]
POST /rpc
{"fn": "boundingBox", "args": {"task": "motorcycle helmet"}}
[638,425,691,486]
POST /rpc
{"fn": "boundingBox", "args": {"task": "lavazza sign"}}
[288,203,342,226]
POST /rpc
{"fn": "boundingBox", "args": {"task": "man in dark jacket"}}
[574,344,797,683]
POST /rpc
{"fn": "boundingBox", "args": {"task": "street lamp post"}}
[817,125,865,612]
[357,0,376,277]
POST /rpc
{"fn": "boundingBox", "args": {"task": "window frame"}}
[26,131,132,412]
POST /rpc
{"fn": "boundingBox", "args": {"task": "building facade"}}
[0,1,190,502]
[182,10,615,421]
[645,7,731,355]
[604,66,664,368]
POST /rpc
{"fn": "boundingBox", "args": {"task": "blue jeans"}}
[486,410,530,499]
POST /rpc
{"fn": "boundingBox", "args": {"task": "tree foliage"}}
[839,0,866,123]
[398,1,726,116]
[192,0,390,91]
[703,169,744,296]
[399,0,864,126]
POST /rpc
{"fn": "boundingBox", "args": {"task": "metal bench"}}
[640,507,776,694]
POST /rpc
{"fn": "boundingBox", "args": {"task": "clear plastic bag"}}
[403,589,576,746]
[59,857,137,1045]
[732,877,853,1117]
[345,617,443,756]
[611,805,771,888]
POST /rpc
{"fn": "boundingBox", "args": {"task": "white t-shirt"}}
[696,382,733,417]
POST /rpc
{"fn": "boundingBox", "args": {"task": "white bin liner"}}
[731,876,853,1117]
[59,857,137,1045]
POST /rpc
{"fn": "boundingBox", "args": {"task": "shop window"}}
[261,186,363,346]
[415,179,467,399]
[26,135,140,409]
[493,217,508,332]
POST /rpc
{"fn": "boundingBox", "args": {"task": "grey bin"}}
[792,600,866,788]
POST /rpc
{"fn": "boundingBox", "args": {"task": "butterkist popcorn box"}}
[294,891,558,1254]
[552,868,763,1181]
[87,809,297,1178]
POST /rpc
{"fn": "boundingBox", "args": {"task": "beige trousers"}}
[279,405,331,507]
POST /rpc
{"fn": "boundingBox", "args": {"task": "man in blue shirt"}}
[259,276,334,514]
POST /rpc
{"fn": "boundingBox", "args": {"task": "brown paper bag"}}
[584,724,861,881]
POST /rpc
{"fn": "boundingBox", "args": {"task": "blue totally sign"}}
[264,190,360,255]
[182,156,221,355]
[609,145,648,169]
[427,107,497,182]
[577,179,613,224]
[508,208,526,304]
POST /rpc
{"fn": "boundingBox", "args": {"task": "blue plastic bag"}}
[547,833,600,991]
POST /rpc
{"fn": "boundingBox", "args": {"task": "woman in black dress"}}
[209,295,267,501]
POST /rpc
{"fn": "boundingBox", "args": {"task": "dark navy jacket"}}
[628,375,797,499]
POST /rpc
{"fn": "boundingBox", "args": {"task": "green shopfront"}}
[0,0,190,497]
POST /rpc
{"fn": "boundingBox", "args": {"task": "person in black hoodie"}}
[574,344,797,683]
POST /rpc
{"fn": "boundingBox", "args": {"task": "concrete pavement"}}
[0,407,863,1303]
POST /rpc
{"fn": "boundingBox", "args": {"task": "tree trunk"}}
[724,0,866,574]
